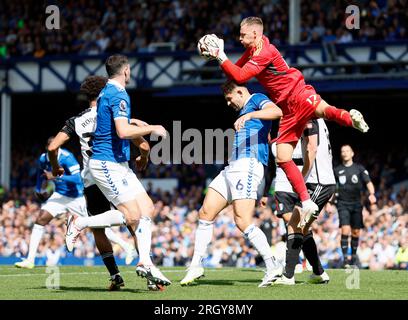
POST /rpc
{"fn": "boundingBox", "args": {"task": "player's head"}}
[340,144,354,162]
[80,75,108,104]
[105,54,131,85]
[240,17,264,48]
[221,80,250,111]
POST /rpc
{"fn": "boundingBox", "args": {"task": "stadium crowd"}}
[1,144,407,270]
[0,0,407,58]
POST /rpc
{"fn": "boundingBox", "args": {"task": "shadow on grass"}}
[185,279,235,286]
[29,286,146,293]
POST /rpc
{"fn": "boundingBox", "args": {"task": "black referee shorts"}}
[337,201,364,229]
[274,183,335,218]
[84,184,112,216]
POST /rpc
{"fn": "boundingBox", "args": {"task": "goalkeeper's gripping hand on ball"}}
[198,34,228,64]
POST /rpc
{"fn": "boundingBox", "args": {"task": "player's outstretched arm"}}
[47,132,70,176]
[115,118,167,140]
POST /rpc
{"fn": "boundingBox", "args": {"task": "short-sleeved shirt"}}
[230,93,273,166]
[334,163,371,203]
[92,79,131,163]
[36,149,83,198]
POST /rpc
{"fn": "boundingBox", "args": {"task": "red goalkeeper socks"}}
[324,106,353,127]
[278,160,310,202]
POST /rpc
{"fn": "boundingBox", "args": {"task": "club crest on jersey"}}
[119,100,127,112]
[122,178,128,186]
[351,174,359,184]
[339,175,346,184]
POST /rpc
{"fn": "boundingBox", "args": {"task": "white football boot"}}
[258,265,284,288]
[350,109,369,133]
[14,259,35,269]
[298,199,319,228]
[136,264,171,286]
[180,266,205,286]
[65,215,81,252]
[308,271,330,284]
[273,274,295,286]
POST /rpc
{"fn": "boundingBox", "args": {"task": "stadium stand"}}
[1,146,407,270]
[0,0,407,58]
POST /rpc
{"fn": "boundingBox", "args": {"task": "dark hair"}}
[341,144,354,152]
[80,75,108,102]
[105,54,129,78]
[221,80,240,95]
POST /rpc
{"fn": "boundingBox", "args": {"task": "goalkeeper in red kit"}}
[203,16,369,226]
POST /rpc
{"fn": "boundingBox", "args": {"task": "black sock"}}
[302,232,324,276]
[101,252,120,277]
[341,234,349,259]
[351,237,359,257]
[284,233,303,278]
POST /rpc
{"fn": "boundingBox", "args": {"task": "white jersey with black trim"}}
[305,119,336,185]
[271,141,303,193]
[60,107,97,188]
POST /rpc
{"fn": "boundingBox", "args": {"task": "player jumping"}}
[180,80,283,288]
[202,16,369,228]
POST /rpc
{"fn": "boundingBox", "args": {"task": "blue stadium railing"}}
[0,40,407,95]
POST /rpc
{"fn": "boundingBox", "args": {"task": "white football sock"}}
[104,228,131,251]
[244,224,279,271]
[136,216,153,266]
[75,210,125,230]
[191,219,214,267]
[27,224,45,263]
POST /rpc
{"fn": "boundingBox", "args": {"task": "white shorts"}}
[89,159,146,207]
[41,192,88,218]
[208,157,264,203]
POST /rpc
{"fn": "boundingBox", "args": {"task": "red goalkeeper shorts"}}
[276,84,322,144]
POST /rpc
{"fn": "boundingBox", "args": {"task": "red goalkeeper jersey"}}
[221,35,305,112]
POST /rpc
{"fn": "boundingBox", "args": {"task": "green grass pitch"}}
[0,266,407,300]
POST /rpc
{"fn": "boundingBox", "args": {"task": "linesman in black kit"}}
[329,144,376,267]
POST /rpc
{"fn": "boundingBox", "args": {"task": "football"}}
[197,34,219,59]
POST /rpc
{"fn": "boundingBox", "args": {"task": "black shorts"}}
[337,201,364,229]
[306,183,336,212]
[274,184,335,218]
[84,184,112,216]
[274,191,300,218]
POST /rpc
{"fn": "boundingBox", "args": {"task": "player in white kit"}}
[262,119,336,285]
[180,80,283,288]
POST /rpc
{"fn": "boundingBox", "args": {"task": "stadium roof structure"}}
[0,41,408,95]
